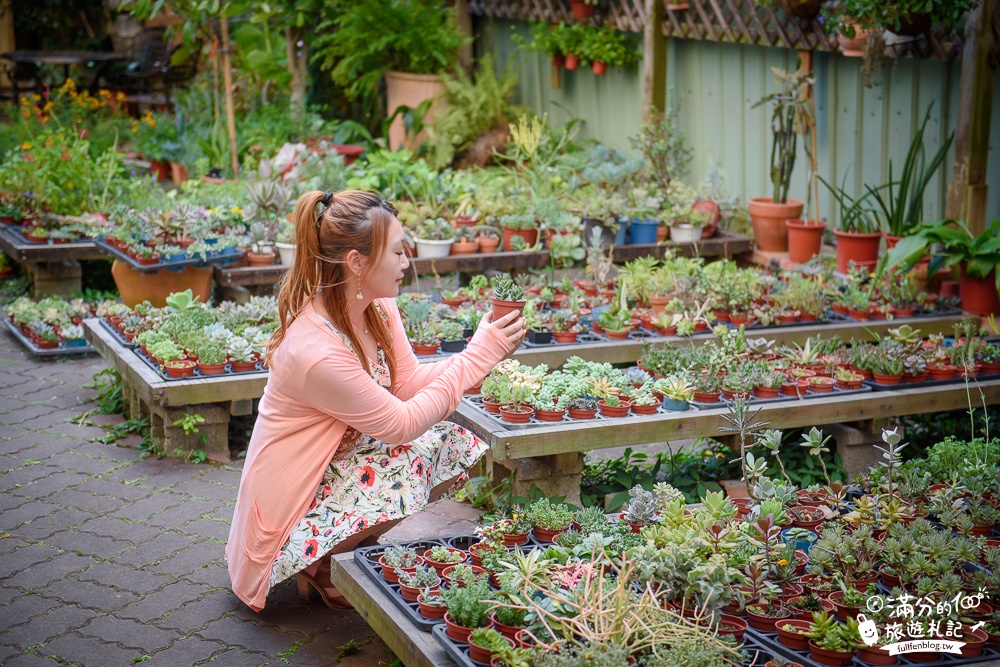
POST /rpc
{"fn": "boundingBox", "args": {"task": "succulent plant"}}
[622,485,658,525]
[492,274,525,302]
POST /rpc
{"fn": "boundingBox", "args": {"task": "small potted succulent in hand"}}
[490,273,526,320]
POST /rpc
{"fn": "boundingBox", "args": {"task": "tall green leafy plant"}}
[818,170,882,233]
[314,0,465,101]
[864,103,954,237]
[885,217,1000,291]
[752,68,814,204]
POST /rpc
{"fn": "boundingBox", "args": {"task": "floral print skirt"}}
[268,421,488,589]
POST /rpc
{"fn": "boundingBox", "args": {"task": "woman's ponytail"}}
[266,191,326,365]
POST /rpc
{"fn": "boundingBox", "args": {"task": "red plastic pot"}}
[444,613,474,643]
[808,640,855,666]
[568,0,596,19]
[534,408,565,422]
[786,219,826,264]
[776,619,812,650]
[499,405,533,423]
[598,399,631,417]
[567,407,597,420]
[749,197,804,252]
[959,266,1000,316]
[833,230,881,274]
[592,60,607,75]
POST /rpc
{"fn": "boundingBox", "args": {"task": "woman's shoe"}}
[296,571,355,610]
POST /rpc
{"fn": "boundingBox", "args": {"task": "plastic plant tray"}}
[459,395,712,430]
[3,227,89,246]
[4,318,94,356]
[131,347,267,381]
[353,534,544,633]
[98,318,136,348]
[746,626,1000,667]
[864,371,1000,392]
[92,237,242,273]
[431,608,781,667]
[685,384,873,409]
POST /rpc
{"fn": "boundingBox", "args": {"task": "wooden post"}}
[455,0,473,74]
[286,25,308,124]
[641,0,666,122]
[219,7,240,179]
[946,0,997,234]
[0,1,14,88]
[797,49,820,223]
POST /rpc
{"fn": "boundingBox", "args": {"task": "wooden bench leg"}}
[26,260,82,296]
[823,421,893,481]
[489,452,584,506]
[148,402,232,464]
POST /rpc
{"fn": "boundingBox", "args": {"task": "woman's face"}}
[360,216,409,299]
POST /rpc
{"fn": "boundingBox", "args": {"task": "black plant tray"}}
[864,371,1000,392]
[131,347,267,381]
[92,237,241,274]
[3,227,88,246]
[746,627,1000,667]
[459,395,711,430]
[353,534,543,633]
[431,607,780,667]
[98,318,136,348]
[4,318,94,356]
[689,384,873,409]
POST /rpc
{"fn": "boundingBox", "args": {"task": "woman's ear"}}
[344,248,368,275]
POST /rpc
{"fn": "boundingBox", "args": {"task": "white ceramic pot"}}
[415,238,453,259]
[670,224,704,244]
[275,242,296,267]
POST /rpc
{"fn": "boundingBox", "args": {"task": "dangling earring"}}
[356,274,363,300]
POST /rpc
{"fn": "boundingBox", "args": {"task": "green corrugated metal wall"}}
[476,17,1000,225]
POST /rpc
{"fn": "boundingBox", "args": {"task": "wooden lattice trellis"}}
[467,0,967,61]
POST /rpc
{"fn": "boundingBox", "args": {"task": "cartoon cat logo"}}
[857,614,880,647]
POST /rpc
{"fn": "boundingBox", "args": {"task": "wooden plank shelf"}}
[330,553,455,667]
[453,377,1000,462]
[0,227,106,263]
[506,313,966,368]
[212,230,753,288]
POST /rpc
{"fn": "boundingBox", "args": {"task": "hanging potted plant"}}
[581,24,639,76]
[885,217,1000,316]
[749,68,812,252]
[568,0,601,21]
[757,0,824,18]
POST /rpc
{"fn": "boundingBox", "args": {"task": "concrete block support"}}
[489,452,584,506]
[823,422,892,480]
[26,260,83,296]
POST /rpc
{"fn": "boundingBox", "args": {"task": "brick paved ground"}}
[0,331,482,666]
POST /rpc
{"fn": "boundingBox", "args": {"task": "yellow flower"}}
[777,559,789,566]
[512,513,519,522]
[116,91,126,102]
[703,450,713,456]
[230,206,243,216]
[20,142,31,150]
[715,452,725,460]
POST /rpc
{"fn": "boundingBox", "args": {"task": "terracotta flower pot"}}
[532,525,565,542]
[745,605,791,632]
[469,634,513,665]
[631,401,660,415]
[412,343,441,356]
[502,532,528,547]
[247,251,276,267]
[399,579,439,601]
[477,236,501,254]
[489,613,524,642]
[552,331,578,344]
[748,197,804,252]
[776,0,822,17]
[534,408,565,422]
[833,229,881,273]
[450,240,479,255]
[828,591,862,620]
[872,373,903,385]
[422,548,467,576]
[384,70,446,151]
[569,0,596,20]
[786,219,827,264]
[197,362,226,376]
[499,405,533,423]
[565,54,580,70]
[837,24,869,57]
[959,266,1000,316]
[418,598,447,620]
[501,227,538,252]
[808,640,855,666]
[567,407,597,420]
[856,645,896,665]
[598,399,631,418]
[777,619,812,650]
[490,297,526,321]
[693,390,720,403]
[482,397,504,414]
[444,613,475,643]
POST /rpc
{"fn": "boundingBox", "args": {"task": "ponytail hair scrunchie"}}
[320,191,334,207]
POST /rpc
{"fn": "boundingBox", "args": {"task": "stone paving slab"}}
[0,324,487,666]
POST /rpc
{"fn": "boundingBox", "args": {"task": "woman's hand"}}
[479,309,526,356]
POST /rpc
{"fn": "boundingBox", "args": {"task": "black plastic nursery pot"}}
[528,329,553,344]
[440,339,467,353]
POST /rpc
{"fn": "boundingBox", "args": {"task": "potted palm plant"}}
[749,68,812,252]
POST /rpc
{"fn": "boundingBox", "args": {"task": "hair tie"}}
[320,192,334,207]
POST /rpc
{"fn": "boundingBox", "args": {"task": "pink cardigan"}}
[226,297,508,610]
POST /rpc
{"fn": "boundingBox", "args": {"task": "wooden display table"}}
[0,227,105,296]
[83,318,267,462]
[449,377,1000,505]
[211,231,754,294]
